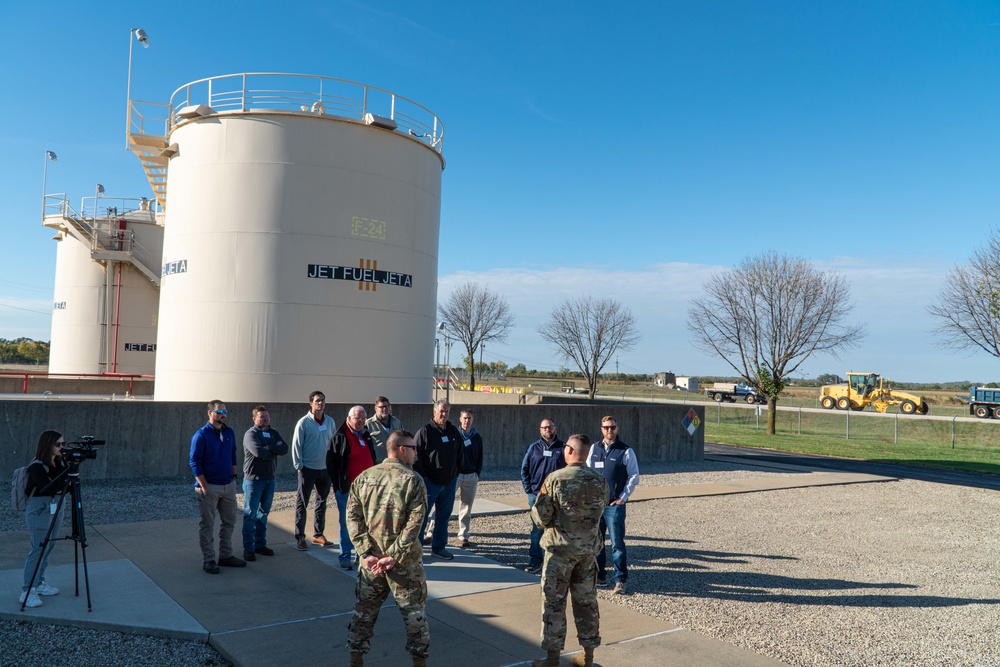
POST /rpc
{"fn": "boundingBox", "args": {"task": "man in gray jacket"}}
[242,405,289,561]
[364,396,403,464]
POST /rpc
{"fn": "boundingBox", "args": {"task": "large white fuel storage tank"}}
[48,233,106,374]
[47,204,161,376]
[152,74,445,403]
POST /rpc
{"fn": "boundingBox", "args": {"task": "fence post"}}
[798,405,802,435]
[894,413,898,445]
[717,402,721,425]
[846,408,849,440]
[755,405,760,431]
[952,416,957,449]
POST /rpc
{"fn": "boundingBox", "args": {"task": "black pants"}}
[295,467,332,540]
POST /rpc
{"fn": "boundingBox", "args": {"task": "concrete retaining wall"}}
[0,400,703,480]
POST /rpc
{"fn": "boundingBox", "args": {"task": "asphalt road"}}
[705,441,1000,492]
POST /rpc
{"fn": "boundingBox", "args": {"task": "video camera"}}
[63,436,106,463]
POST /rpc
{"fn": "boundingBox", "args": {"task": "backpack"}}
[10,460,40,512]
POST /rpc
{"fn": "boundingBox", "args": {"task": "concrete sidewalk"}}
[0,461,896,666]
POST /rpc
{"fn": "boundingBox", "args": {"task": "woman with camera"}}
[19,430,68,608]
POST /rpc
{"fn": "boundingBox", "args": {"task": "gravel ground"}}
[2,461,998,666]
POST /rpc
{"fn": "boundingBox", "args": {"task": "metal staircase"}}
[42,197,161,286]
[129,133,169,210]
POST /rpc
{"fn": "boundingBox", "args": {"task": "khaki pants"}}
[197,481,237,562]
[455,472,479,541]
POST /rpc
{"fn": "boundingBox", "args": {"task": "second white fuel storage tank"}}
[151,73,445,403]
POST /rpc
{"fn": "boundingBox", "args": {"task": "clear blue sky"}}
[2,2,998,382]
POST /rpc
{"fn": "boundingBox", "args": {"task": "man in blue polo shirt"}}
[588,415,640,595]
[520,418,565,574]
[190,399,246,574]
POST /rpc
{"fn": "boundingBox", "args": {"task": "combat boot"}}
[532,649,561,666]
[412,655,427,667]
[571,647,594,666]
[349,651,364,667]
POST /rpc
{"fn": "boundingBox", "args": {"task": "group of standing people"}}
[188,395,485,666]
[17,395,639,666]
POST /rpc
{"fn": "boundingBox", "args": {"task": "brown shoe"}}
[532,649,561,666]
[412,656,427,667]
[349,651,364,667]
[296,539,309,551]
[459,540,471,549]
[311,535,332,547]
[571,647,595,667]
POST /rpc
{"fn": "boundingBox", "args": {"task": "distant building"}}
[654,372,676,388]
[676,376,699,393]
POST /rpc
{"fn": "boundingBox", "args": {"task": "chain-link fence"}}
[703,402,1000,449]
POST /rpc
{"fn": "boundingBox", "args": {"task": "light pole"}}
[436,322,446,401]
[41,150,57,219]
[126,27,150,150]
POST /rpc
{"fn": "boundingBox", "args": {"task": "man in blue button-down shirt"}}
[190,400,245,574]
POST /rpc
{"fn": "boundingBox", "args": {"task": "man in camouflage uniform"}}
[346,430,430,667]
[530,433,609,667]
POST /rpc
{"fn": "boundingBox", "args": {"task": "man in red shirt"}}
[329,405,378,570]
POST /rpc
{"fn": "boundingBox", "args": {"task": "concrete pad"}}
[303,539,540,599]
[0,559,207,640]
[93,516,360,632]
[589,627,788,667]
[0,526,129,568]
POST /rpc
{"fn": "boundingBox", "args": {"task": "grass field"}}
[702,403,1000,475]
[510,376,997,475]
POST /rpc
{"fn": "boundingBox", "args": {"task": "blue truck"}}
[704,382,765,404]
[968,387,1000,418]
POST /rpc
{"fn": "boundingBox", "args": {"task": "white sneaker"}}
[19,589,42,608]
[35,581,59,596]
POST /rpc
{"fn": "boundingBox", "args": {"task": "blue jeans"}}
[335,489,354,563]
[419,476,457,552]
[596,503,627,583]
[527,493,544,568]
[242,479,275,552]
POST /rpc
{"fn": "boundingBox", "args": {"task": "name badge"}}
[441,436,449,442]
[263,432,271,438]
[543,450,553,457]
[318,425,328,432]
[464,439,472,447]
[595,461,605,469]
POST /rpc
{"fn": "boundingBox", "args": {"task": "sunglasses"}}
[601,425,617,430]
[213,409,228,415]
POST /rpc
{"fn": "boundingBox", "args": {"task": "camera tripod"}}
[21,465,93,612]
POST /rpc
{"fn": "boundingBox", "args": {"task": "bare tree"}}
[539,296,640,399]
[687,251,863,435]
[928,231,1000,360]
[438,282,514,391]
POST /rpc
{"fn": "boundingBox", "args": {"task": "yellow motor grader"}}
[819,372,929,414]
